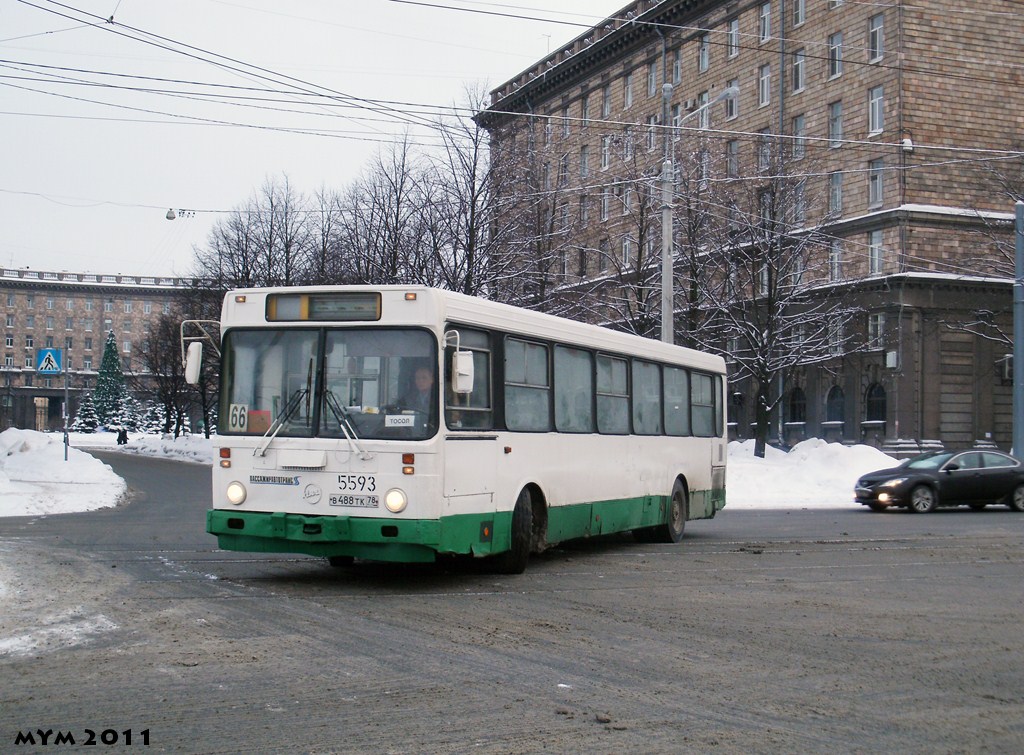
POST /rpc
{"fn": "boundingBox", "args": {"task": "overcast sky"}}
[1,0,627,277]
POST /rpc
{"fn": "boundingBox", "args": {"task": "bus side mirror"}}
[452,350,474,394]
[184,341,203,385]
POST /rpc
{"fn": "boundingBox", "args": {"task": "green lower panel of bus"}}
[207,488,723,563]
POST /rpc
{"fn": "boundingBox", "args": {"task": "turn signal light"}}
[402,453,415,464]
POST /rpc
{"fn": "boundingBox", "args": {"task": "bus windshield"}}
[220,328,438,440]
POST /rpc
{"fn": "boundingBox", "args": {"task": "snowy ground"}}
[0,429,898,656]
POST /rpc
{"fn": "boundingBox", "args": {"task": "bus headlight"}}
[384,488,408,513]
[226,481,247,505]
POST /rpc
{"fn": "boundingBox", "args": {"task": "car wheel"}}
[1009,484,1024,513]
[908,485,937,513]
[867,502,888,512]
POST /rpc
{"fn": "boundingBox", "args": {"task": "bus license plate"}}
[329,494,379,508]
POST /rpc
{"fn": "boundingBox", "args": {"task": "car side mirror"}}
[944,463,959,473]
[451,350,474,394]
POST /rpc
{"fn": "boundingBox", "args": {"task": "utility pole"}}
[1013,201,1023,457]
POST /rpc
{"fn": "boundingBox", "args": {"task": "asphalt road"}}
[1,451,1022,753]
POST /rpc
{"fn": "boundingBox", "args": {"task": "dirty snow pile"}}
[726,438,898,509]
[0,428,127,517]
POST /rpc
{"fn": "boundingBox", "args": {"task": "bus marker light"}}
[402,453,415,464]
[220,448,231,458]
[220,460,232,468]
[226,482,247,505]
[404,292,417,301]
[234,295,247,303]
[504,446,512,454]
[384,488,408,513]
[402,466,415,476]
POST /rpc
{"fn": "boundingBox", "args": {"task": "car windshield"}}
[220,327,438,440]
[904,452,957,470]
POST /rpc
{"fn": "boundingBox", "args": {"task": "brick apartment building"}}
[1,268,189,431]
[479,0,1022,452]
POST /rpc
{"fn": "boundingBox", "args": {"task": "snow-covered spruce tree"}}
[94,330,127,424]
[71,393,100,433]
[112,392,144,432]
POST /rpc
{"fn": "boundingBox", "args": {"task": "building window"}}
[24,356,33,369]
[788,388,807,423]
[791,49,805,92]
[26,315,34,329]
[727,18,740,58]
[65,317,73,330]
[580,145,590,178]
[829,171,843,215]
[85,300,93,311]
[671,103,682,140]
[543,118,552,147]
[792,0,805,27]
[623,71,634,109]
[757,129,771,172]
[4,355,12,367]
[759,64,771,106]
[46,316,54,330]
[5,293,12,307]
[829,318,843,356]
[621,236,632,267]
[66,299,74,310]
[868,314,885,349]
[725,80,739,119]
[794,180,806,224]
[123,340,131,354]
[600,189,610,221]
[828,0,844,8]
[726,140,740,178]
[759,3,771,43]
[5,315,12,327]
[4,334,12,347]
[46,298,54,310]
[104,300,113,312]
[622,127,634,160]
[65,337,72,350]
[672,48,681,84]
[697,90,709,129]
[163,303,171,315]
[84,357,92,370]
[598,238,610,273]
[85,337,93,351]
[581,94,590,125]
[828,32,844,78]
[602,84,611,118]
[26,295,34,309]
[698,33,710,72]
[791,114,806,159]
[868,14,885,61]
[868,85,885,134]
[826,386,845,421]
[646,115,658,151]
[828,101,843,147]
[558,153,569,186]
[868,229,884,273]
[647,61,657,96]
[600,136,611,169]
[829,240,843,281]
[868,158,884,208]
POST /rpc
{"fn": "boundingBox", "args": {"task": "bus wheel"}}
[493,488,533,574]
[658,480,688,544]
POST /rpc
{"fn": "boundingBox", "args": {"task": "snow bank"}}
[726,438,898,509]
[0,429,127,517]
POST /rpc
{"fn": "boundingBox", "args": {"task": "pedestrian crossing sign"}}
[37,348,62,374]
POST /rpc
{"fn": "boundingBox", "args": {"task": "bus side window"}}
[504,337,551,431]
[664,366,691,436]
[596,354,629,434]
[554,345,594,432]
[445,327,492,429]
[692,372,715,437]
[632,360,663,435]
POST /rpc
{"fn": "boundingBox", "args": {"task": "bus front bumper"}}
[207,509,503,563]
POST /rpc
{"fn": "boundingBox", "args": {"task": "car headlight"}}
[226,481,247,505]
[879,478,907,489]
[384,488,408,513]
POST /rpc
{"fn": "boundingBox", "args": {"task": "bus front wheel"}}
[493,488,533,574]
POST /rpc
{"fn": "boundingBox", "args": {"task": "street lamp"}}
[661,85,739,344]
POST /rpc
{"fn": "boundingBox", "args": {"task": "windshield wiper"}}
[323,390,372,460]
[254,358,314,457]
[253,387,307,457]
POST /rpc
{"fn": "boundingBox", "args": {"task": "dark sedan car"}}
[855,450,1024,513]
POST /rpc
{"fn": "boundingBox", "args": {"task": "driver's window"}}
[445,327,492,429]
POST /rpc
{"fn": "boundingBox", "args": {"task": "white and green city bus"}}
[183,286,726,573]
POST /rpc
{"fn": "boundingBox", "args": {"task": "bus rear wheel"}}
[493,488,533,574]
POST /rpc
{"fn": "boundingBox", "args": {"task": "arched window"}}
[788,387,807,423]
[826,386,845,422]
[865,383,886,422]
